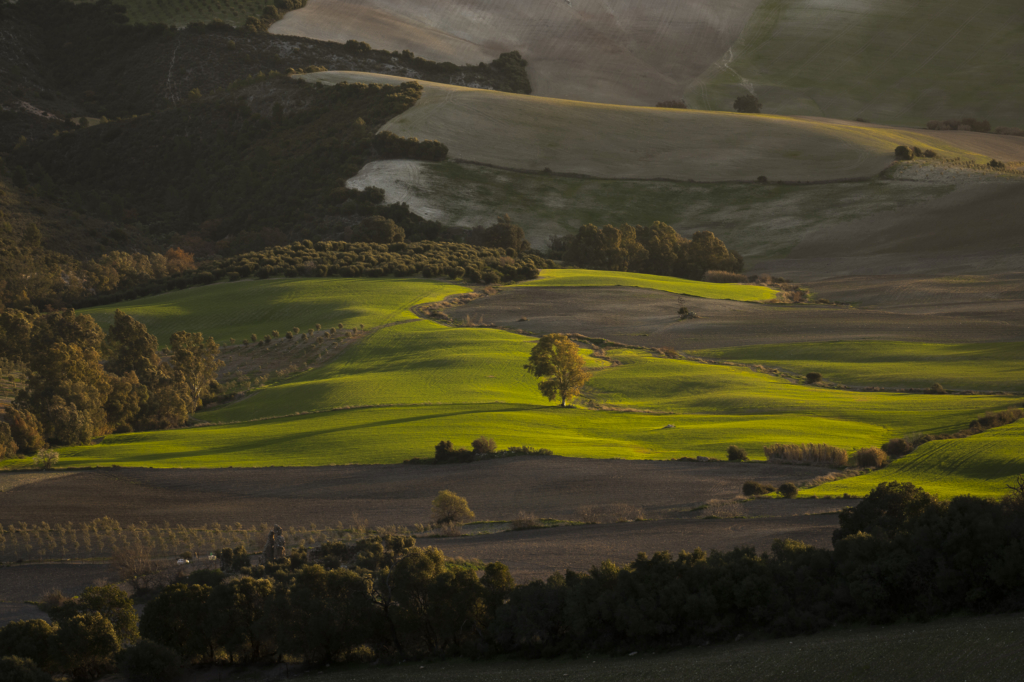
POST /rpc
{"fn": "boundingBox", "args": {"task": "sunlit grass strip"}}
[513,269,776,302]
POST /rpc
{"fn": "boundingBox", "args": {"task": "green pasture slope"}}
[515,269,776,302]
[815,421,1024,499]
[688,0,1024,127]
[699,341,1024,393]
[83,278,469,346]
[51,275,1019,477]
[72,0,273,26]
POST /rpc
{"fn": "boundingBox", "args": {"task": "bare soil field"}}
[272,0,763,105]
[301,72,1005,184]
[0,460,842,586]
[458,286,1024,351]
[0,459,835,529]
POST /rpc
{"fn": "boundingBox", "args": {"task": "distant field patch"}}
[813,421,1024,499]
[82,278,468,345]
[514,269,776,302]
[72,0,273,26]
[304,71,1003,183]
[699,341,1024,392]
[688,0,1024,128]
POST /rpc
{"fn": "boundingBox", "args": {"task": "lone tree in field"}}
[432,490,475,525]
[733,94,762,114]
[524,334,589,407]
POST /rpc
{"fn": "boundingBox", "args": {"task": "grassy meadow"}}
[83,278,468,346]
[814,421,1024,499]
[513,269,776,302]
[688,0,1024,128]
[699,341,1024,392]
[30,276,1016,498]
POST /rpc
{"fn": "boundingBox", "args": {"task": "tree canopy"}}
[524,334,590,407]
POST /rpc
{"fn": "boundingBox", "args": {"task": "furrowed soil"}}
[0,459,843,583]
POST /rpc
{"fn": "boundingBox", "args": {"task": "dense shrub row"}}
[76,240,550,308]
[7,482,1021,676]
[551,222,743,280]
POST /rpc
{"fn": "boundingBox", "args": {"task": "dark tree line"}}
[0,309,220,451]
[551,222,743,280]
[6,481,1021,679]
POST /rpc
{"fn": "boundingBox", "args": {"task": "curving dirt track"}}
[271,0,763,105]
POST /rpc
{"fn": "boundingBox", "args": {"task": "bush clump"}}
[727,445,749,462]
[742,481,776,496]
[431,490,475,525]
[805,372,822,384]
[119,639,182,682]
[882,438,914,457]
[0,656,50,682]
[778,483,799,499]
[854,447,889,469]
[764,443,847,467]
[471,437,497,455]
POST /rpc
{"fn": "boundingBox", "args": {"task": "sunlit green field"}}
[699,341,1024,393]
[25,275,1019,498]
[516,269,777,302]
[83,278,468,345]
[814,420,1024,499]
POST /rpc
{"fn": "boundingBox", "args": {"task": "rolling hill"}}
[302,71,1016,184]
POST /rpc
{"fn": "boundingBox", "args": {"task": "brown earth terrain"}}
[272,0,763,105]
[457,286,1024,352]
[0,458,844,606]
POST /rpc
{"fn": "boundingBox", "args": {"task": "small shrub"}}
[882,438,914,457]
[806,372,822,384]
[577,506,600,524]
[742,481,775,496]
[778,483,799,499]
[764,443,847,467]
[431,490,475,524]
[929,382,947,395]
[33,449,59,470]
[471,437,497,455]
[511,511,542,531]
[855,447,889,469]
[733,94,762,114]
[989,159,1006,169]
[703,270,747,283]
[119,639,182,682]
[894,145,913,160]
[727,445,749,462]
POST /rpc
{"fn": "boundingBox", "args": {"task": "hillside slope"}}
[306,71,1016,183]
[271,0,763,105]
[687,0,1024,127]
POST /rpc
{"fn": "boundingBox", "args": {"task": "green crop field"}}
[698,341,1024,392]
[814,421,1024,500]
[82,278,468,346]
[516,269,777,302]
[20,277,1018,499]
[687,0,1024,128]
[72,0,275,26]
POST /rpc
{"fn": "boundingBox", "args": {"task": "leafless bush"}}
[703,270,748,284]
[609,503,645,522]
[511,511,543,531]
[765,443,848,467]
[33,449,59,470]
[435,521,464,537]
[576,506,600,524]
[854,447,889,469]
[112,540,160,593]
